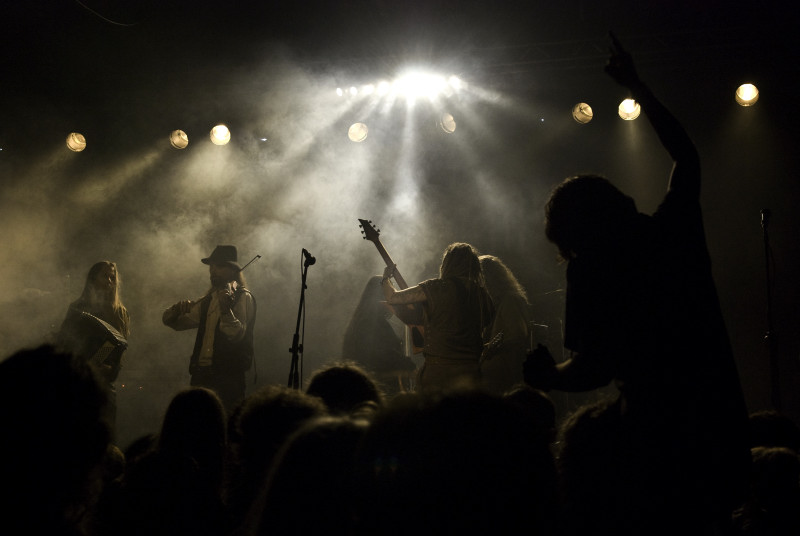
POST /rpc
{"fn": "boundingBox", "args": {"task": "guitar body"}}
[359,219,425,354]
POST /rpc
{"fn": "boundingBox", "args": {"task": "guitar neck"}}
[372,240,410,290]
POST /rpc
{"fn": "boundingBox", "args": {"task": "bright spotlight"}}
[210,124,231,145]
[362,84,375,95]
[735,83,759,106]
[336,87,344,97]
[572,103,593,124]
[395,72,447,100]
[349,86,358,96]
[377,81,391,95]
[438,112,456,134]
[170,129,189,149]
[66,132,87,152]
[618,99,641,120]
[348,123,368,142]
[448,75,463,90]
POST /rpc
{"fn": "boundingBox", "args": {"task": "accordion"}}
[72,311,128,369]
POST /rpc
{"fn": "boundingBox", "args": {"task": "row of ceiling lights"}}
[63,84,759,151]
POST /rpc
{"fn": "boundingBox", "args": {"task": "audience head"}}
[306,361,385,415]
[0,344,111,532]
[545,175,637,260]
[353,389,556,535]
[158,387,227,486]
[503,384,557,445]
[748,410,800,452]
[255,415,370,535]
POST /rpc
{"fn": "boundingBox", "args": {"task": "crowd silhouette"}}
[2,35,798,536]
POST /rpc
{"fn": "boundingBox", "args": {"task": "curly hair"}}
[544,175,637,260]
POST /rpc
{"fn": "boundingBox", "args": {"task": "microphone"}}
[761,208,771,228]
[302,248,316,266]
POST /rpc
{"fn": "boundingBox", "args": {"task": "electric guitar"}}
[358,218,425,353]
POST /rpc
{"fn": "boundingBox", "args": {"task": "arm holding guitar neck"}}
[381,265,427,305]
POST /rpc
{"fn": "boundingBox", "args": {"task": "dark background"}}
[1,1,798,447]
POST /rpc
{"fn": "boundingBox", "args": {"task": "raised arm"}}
[605,32,700,199]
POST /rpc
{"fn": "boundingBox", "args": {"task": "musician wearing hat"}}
[163,245,257,413]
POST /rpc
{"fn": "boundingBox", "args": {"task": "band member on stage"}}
[478,255,531,395]
[163,245,257,414]
[56,260,130,433]
[381,242,493,394]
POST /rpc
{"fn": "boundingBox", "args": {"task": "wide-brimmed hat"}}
[201,245,242,270]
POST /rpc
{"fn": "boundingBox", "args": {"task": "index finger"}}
[608,31,621,52]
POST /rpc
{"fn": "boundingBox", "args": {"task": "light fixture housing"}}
[438,112,456,133]
[572,103,593,124]
[618,99,641,120]
[735,83,759,106]
[210,125,231,145]
[348,123,368,142]
[66,132,87,152]
[170,129,189,149]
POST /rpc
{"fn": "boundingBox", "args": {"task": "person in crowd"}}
[746,410,800,451]
[306,361,385,416]
[100,387,229,536]
[225,385,328,535]
[0,344,112,535]
[478,254,531,394]
[163,245,256,414]
[524,33,751,534]
[381,242,493,394]
[248,415,370,536]
[56,260,130,435]
[352,389,557,535]
[342,275,417,396]
[731,445,800,535]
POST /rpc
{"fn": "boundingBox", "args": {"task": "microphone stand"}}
[288,251,313,389]
[761,209,781,411]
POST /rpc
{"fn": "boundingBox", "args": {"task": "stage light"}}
[362,84,375,95]
[336,87,344,97]
[395,72,447,100]
[170,129,189,149]
[438,112,456,133]
[348,122,368,142]
[618,99,641,120]
[349,86,358,96]
[377,81,390,95]
[448,75,463,90]
[735,83,759,106]
[66,132,87,152]
[210,124,231,145]
[572,103,593,124]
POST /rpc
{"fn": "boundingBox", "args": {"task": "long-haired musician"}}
[56,260,130,435]
[381,242,493,394]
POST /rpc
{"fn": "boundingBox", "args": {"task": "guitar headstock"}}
[358,218,380,244]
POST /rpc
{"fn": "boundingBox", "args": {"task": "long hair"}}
[479,255,528,304]
[439,242,484,286]
[76,261,130,338]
